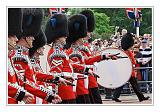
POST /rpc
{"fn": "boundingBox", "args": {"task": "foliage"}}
[42,8,152,40]
[92,8,152,35]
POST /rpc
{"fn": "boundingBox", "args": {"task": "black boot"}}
[112,98,122,102]
[139,96,150,102]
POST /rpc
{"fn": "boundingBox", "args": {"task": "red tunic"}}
[65,47,89,96]
[79,44,103,88]
[8,50,23,104]
[125,50,136,77]
[31,57,55,84]
[47,45,76,100]
[31,57,53,104]
[11,46,55,103]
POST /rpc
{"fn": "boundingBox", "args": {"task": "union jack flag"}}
[126,8,142,19]
[49,8,59,14]
[49,8,65,15]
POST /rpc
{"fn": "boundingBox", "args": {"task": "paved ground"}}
[101,93,152,104]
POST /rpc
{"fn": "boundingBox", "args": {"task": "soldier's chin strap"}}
[8,43,16,49]
[57,40,65,46]
[36,50,43,56]
[53,40,65,48]
[24,37,32,48]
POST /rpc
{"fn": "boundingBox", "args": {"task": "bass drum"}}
[94,48,132,89]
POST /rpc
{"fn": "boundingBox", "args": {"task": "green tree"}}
[140,8,152,34]
[92,8,152,35]
[93,12,114,39]
[67,8,114,39]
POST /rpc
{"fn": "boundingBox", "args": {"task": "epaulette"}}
[31,58,43,72]
[12,49,30,64]
[50,46,66,60]
[12,56,28,63]
[69,53,83,60]
[50,52,66,60]
[79,46,90,53]
[69,46,84,60]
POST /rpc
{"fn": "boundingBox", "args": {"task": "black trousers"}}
[89,87,102,104]
[76,94,91,104]
[61,99,76,104]
[113,76,146,101]
[112,85,124,99]
[105,88,113,98]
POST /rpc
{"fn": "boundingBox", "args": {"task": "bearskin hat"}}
[121,33,134,51]
[80,10,95,32]
[29,29,47,57]
[8,8,23,36]
[67,14,87,44]
[64,14,87,49]
[45,13,68,44]
[19,8,44,39]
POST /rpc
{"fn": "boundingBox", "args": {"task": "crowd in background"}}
[90,28,152,81]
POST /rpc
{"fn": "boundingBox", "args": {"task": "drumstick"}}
[107,53,120,60]
[75,77,87,80]
[134,67,152,70]
[108,53,128,59]
[88,72,100,78]
[93,74,100,78]
[117,56,128,59]
[108,53,120,57]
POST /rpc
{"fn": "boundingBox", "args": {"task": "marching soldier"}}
[65,14,91,103]
[45,13,76,104]
[28,29,54,104]
[29,29,73,104]
[11,8,61,104]
[80,10,117,103]
[80,10,102,104]
[45,13,93,103]
[112,33,150,102]
[8,8,34,104]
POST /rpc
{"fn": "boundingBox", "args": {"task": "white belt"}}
[73,73,84,92]
[74,73,88,89]
[51,71,73,77]
[72,73,78,92]
[62,72,73,77]
[84,75,89,89]
[85,65,94,69]
[74,73,84,77]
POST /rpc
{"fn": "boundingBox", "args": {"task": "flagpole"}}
[136,25,139,38]
[134,8,140,38]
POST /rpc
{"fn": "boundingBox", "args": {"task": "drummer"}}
[112,33,150,102]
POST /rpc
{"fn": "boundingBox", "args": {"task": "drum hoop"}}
[96,48,133,89]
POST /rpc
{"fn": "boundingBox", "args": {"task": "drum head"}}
[94,48,132,89]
